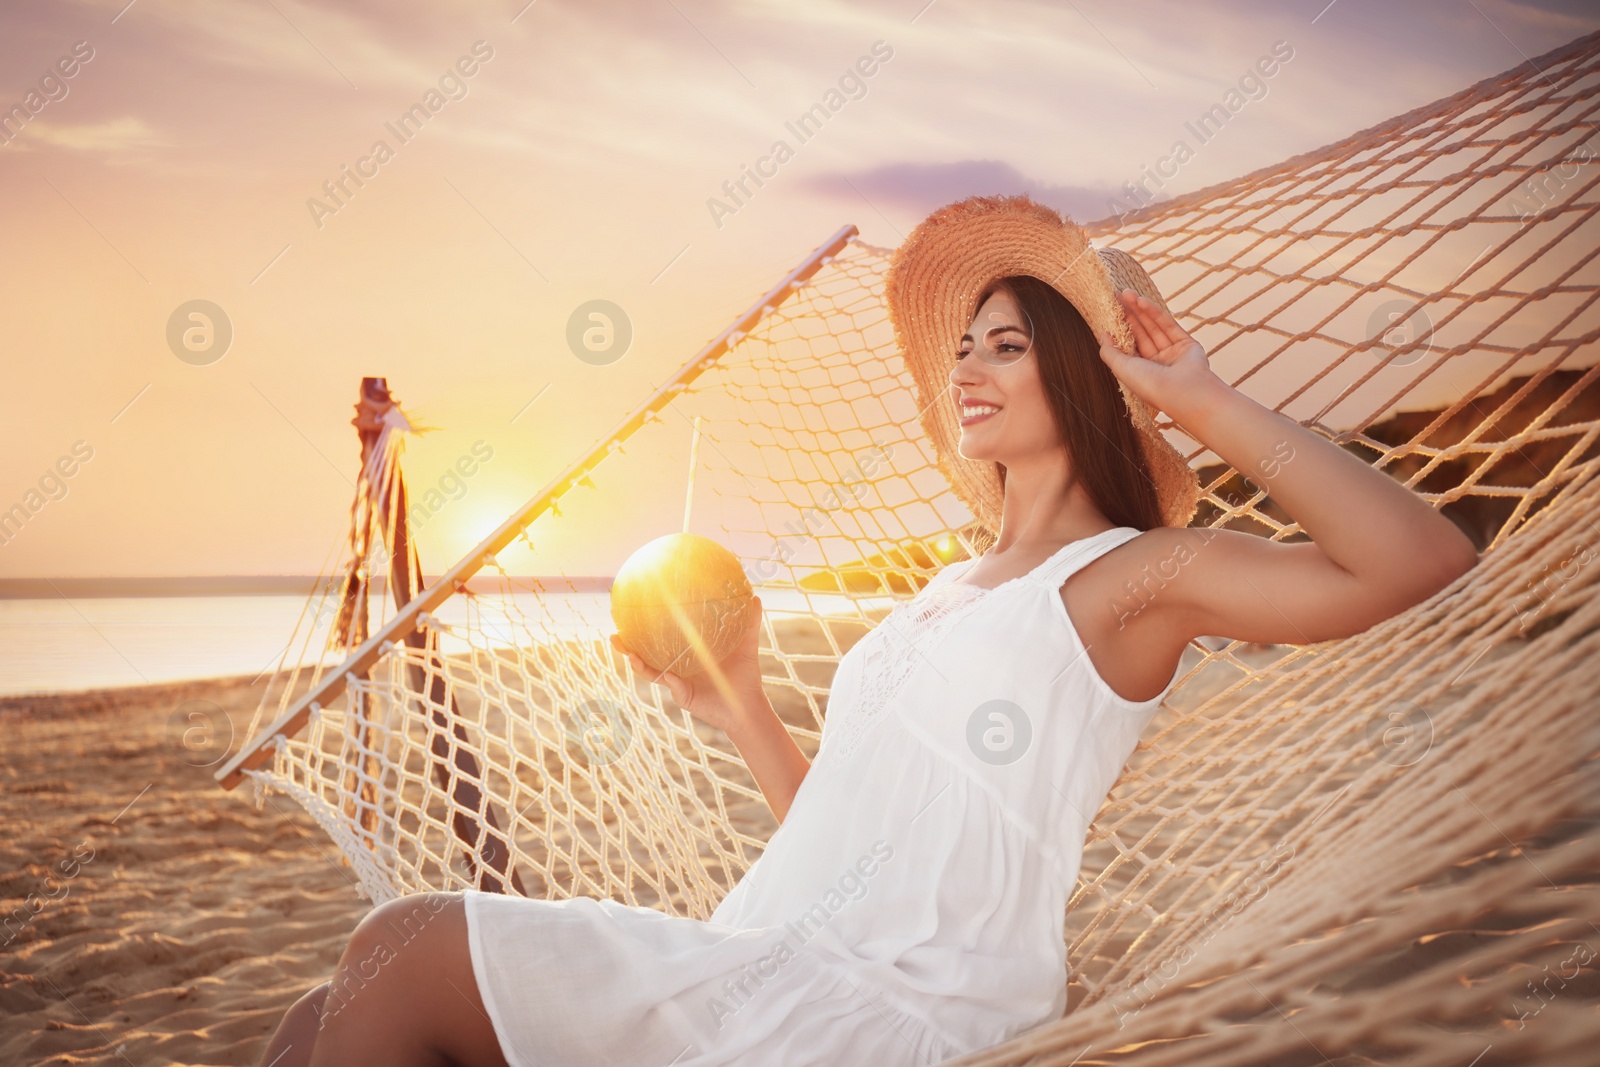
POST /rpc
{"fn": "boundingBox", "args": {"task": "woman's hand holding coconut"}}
[608,533,811,822]
[609,595,765,737]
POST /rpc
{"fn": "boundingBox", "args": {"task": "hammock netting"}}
[231,29,1600,1066]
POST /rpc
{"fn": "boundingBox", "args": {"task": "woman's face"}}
[948,288,1060,466]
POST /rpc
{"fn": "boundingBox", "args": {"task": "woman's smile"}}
[959,400,1002,427]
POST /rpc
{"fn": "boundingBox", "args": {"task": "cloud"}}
[798,159,1129,227]
[15,117,167,152]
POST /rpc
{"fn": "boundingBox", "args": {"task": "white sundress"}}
[463,526,1178,1067]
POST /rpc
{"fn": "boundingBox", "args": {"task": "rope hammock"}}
[222,28,1600,1066]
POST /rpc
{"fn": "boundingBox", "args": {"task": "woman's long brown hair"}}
[978,274,1164,531]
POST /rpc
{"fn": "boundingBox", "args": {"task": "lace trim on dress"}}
[820,531,1139,765]
[824,570,990,764]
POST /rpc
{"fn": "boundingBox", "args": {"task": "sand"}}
[0,626,832,1067]
[1,677,368,1067]
[0,611,859,1066]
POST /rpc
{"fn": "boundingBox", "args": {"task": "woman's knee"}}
[348,892,461,959]
[312,892,507,1065]
[322,893,463,1022]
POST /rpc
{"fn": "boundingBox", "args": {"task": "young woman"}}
[257,196,1477,1067]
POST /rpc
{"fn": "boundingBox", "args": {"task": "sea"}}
[0,589,881,698]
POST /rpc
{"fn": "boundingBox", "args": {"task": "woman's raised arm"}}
[1097,289,1479,646]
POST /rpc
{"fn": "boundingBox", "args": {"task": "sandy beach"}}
[0,637,814,1067]
[1,677,368,1067]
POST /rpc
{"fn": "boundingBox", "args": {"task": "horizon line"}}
[0,575,617,599]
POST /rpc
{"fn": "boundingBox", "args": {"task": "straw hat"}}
[884,194,1200,531]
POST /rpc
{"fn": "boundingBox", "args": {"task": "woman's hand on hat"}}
[1095,289,1216,415]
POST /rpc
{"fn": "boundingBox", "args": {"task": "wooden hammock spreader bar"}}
[217,223,859,790]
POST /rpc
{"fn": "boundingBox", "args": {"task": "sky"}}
[1,0,1597,580]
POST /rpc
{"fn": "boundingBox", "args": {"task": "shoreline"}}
[0,575,618,599]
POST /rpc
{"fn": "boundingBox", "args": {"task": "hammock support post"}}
[352,377,525,894]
